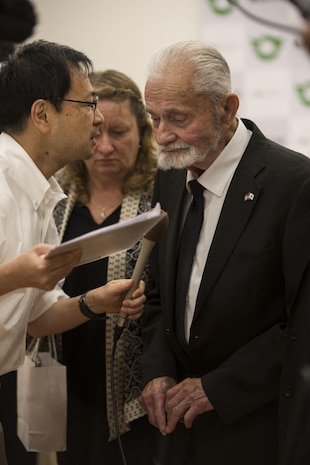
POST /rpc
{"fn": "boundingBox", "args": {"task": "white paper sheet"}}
[46,203,164,266]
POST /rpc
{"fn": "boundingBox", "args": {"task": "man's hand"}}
[0,244,81,295]
[139,376,176,435]
[165,377,214,433]
[27,278,146,337]
[85,279,146,319]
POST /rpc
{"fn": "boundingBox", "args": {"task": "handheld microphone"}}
[0,0,37,43]
[114,211,169,342]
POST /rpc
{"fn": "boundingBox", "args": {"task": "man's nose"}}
[154,121,177,145]
[94,107,104,125]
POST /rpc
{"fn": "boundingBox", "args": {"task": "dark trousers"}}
[0,372,36,465]
[0,422,8,465]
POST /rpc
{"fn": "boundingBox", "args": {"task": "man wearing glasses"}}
[0,39,145,464]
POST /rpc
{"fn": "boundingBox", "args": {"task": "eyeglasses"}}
[55,96,98,111]
[39,95,99,113]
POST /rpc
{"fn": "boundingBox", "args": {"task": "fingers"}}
[38,248,82,289]
[139,377,176,435]
[123,279,146,300]
[140,390,167,434]
[121,280,146,320]
[44,247,82,271]
[165,378,213,433]
[14,245,82,291]
[86,279,145,317]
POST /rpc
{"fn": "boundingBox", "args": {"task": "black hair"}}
[0,39,93,133]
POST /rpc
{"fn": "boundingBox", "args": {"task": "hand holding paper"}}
[46,203,165,266]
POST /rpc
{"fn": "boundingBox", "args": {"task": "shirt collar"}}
[187,118,252,197]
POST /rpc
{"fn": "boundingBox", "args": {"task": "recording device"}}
[114,211,169,343]
[0,0,36,42]
[0,0,37,61]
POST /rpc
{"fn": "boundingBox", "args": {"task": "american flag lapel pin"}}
[244,192,255,201]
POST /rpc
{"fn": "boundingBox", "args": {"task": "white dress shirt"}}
[184,119,252,341]
[0,133,67,376]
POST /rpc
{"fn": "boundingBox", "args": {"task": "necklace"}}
[90,199,122,219]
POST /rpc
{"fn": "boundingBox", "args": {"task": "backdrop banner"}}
[202,0,310,156]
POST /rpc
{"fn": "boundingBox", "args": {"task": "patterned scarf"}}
[54,187,153,441]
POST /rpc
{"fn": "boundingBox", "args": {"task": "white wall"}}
[29,0,203,92]
[28,0,309,153]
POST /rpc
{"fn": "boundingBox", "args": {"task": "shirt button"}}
[283,385,294,397]
[289,328,297,340]
[33,200,39,208]
[165,328,173,338]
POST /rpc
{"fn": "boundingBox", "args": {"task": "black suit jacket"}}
[278,260,310,465]
[278,177,310,465]
[141,119,310,465]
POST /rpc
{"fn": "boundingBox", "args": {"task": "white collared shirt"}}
[0,133,67,376]
[184,119,252,341]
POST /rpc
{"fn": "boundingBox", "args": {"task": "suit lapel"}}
[195,125,267,315]
[161,170,187,326]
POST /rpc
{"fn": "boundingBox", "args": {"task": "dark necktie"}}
[175,179,205,348]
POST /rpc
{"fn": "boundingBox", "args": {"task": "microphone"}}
[114,211,169,342]
[0,0,37,61]
[0,0,37,43]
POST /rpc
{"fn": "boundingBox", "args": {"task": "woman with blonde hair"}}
[55,69,159,465]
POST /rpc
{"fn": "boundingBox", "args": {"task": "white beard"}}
[157,132,222,170]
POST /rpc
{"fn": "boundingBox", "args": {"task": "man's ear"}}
[221,93,239,126]
[30,99,50,133]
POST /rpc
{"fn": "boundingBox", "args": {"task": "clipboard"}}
[46,203,164,266]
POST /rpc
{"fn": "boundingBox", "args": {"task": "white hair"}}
[147,40,232,107]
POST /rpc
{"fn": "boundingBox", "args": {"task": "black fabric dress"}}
[0,370,36,465]
[57,203,159,465]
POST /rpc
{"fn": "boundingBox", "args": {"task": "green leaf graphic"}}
[251,35,283,61]
[208,0,233,15]
[296,82,310,106]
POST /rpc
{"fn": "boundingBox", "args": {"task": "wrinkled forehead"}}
[145,71,193,104]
